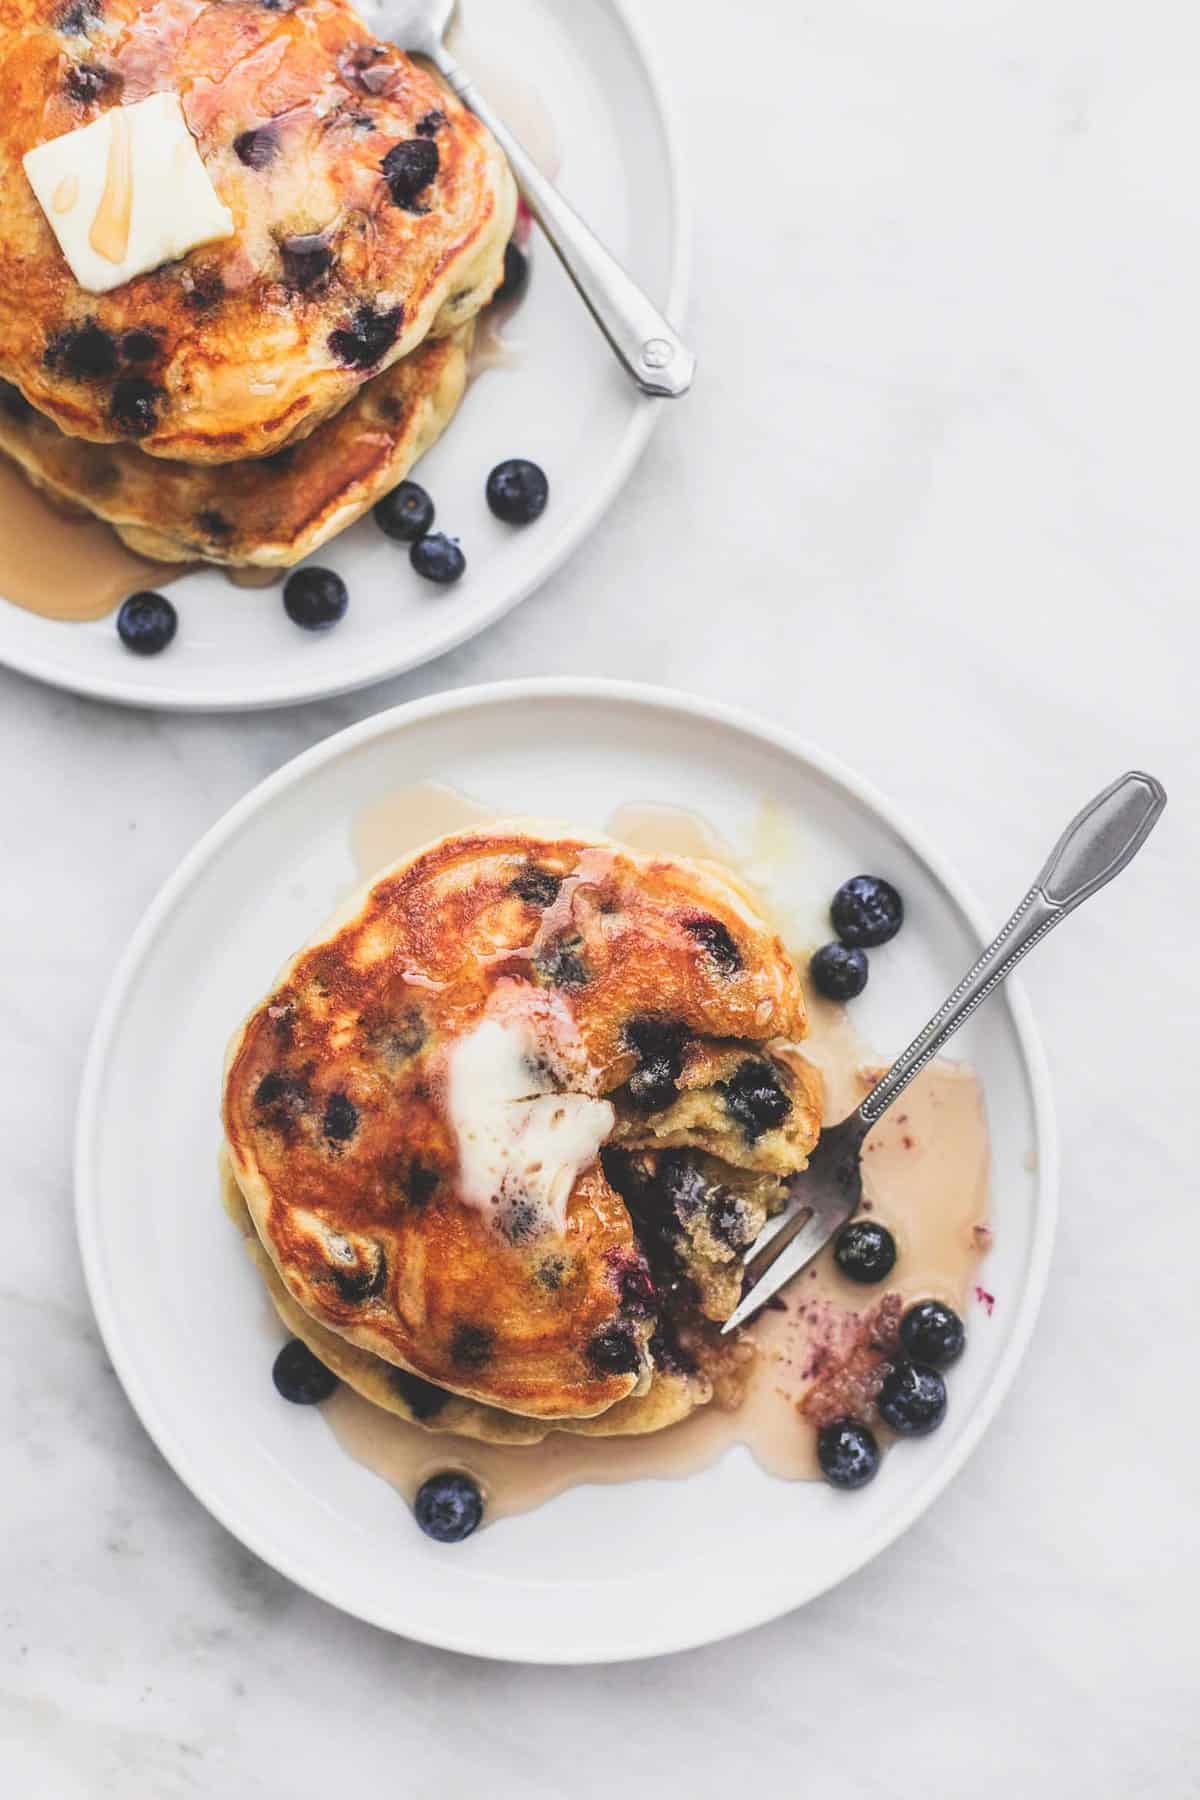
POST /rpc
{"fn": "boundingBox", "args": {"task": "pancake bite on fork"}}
[222,826,823,1437]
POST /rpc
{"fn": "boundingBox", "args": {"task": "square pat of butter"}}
[23,92,234,296]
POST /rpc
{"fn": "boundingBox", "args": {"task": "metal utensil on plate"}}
[722,771,1168,1335]
[379,0,695,397]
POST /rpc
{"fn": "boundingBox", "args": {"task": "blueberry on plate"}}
[373,480,434,542]
[831,875,904,948]
[833,1219,897,1283]
[117,590,177,656]
[817,1418,880,1489]
[900,1299,965,1367]
[283,567,348,631]
[272,1338,338,1405]
[493,239,529,307]
[486,458,549,524]
[877,1359,947,1435]
[414,1470,484,1542]
[810,941,868,1001]
[410,532,466,584]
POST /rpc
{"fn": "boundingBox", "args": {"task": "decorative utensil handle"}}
[431,45,696,398]
[858,772,1167,1125]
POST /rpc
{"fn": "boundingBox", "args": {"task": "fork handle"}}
[858,771,1167,1126]
[429,43,696,398]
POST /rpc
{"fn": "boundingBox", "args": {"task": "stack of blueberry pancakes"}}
[221,824,825,1445]
[0,0,516,568]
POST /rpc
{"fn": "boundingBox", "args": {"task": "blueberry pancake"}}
[223,826,823,1425]
[220,1149,723,1444]
[0,0,515,462]
[0,326,469,567]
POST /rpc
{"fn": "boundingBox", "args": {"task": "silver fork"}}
[377,0,695,398]
[722,771,1167,1335]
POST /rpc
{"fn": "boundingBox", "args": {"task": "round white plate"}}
[75,681,1057,1662]
[0,3,686,711]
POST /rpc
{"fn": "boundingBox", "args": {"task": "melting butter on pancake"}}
[0,324,470,567]
[222,826,821,1423]
[0,0,515,462]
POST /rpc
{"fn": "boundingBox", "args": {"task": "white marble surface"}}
[3,0,1198,1791]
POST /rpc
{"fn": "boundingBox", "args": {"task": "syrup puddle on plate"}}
[308,784,994,1525]
[0,458,184,623]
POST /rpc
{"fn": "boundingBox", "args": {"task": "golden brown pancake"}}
[0,324,469,566]
[0,0,515,463]
[220,1148,717,1445]
[223,826,822,1423]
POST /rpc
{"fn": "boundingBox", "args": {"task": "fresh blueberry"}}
[116,590,177,656]
[414,1471,484,1542]
[719,1058,792,1141]
[900,1300,965,1367]
[486,458,549,524]
[833,1219,897,1284]
[877,1359,947,1435]
[817,1418,880,1489]
[810,941,869,1001]
[493,240,529,307]
[831,875,904,948]
[373,480,434,542]
[283,566,348,630]
[410,532,465,584]
[272,1338,338,1404]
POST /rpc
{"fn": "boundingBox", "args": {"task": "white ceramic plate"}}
[75,681,1057,1662]
[0,2,686,711]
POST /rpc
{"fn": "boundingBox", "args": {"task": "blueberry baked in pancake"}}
[0,327,471,566]
[221,826,824,1444]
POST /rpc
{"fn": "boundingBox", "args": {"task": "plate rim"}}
[0,0,692,714]
[74,677,1059,1661]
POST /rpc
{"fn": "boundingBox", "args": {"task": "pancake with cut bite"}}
[222,824,822,1425]
[0,323,469,566]
[0,0,515,463]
